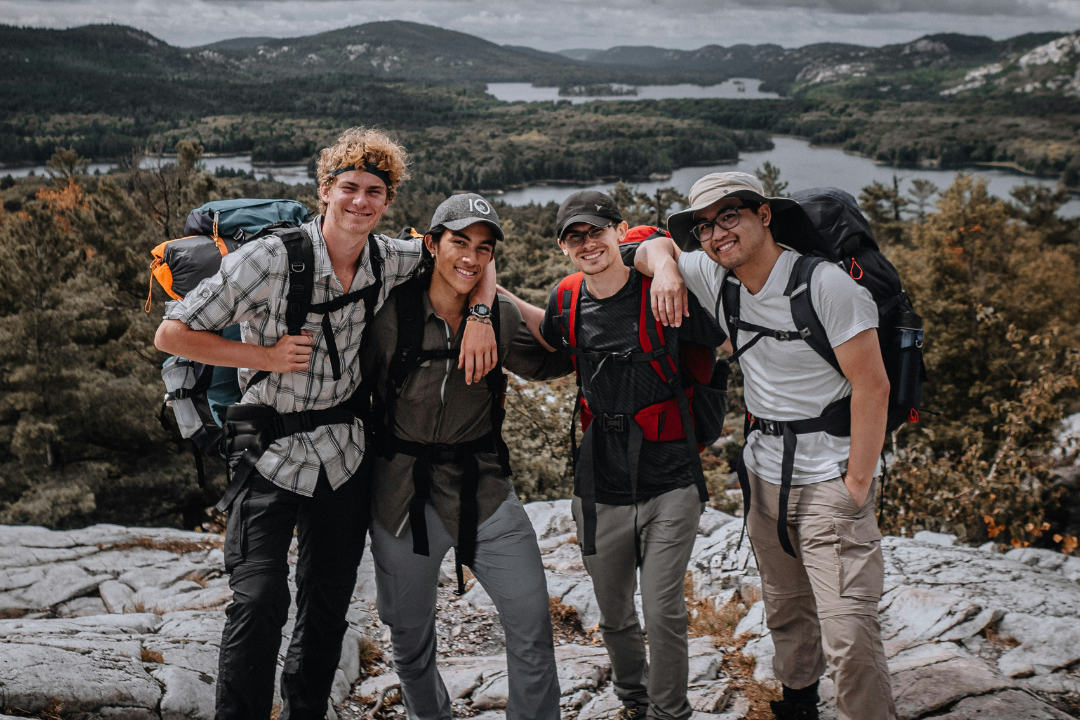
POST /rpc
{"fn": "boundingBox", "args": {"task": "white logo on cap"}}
[468,198,492,215]
[595,204,603,211]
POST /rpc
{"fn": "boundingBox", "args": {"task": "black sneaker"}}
[769,699,820,720]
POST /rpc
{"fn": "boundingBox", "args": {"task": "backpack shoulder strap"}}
[639,276,680,383]
[362,234,384,323]
[244,227,313,392]
[279,227,315,337]
[387,278,427,393]
[555,272,585,376]
[719,270,741,351]
[785,255,843,376]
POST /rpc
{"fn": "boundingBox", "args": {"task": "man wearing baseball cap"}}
[636,173,895,720]
[362,193,572,720]
[537,190,726,720]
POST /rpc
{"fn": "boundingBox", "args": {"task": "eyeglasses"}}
[562,223,615,248]
[691,203,760,242]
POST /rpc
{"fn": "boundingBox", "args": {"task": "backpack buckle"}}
[756,418,783,436]
[291,262,306,273]
[613,351,633,364]
[600,414,628,432]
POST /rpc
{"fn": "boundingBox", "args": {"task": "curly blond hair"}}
[316,127,410,210]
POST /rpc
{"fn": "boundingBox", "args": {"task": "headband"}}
[329,162,392,188]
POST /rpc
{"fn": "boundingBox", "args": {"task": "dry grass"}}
[3,699,66,720]
[686,574,748,643]
[684,579,781,720]
[99,536,223,554]
[270,704,282,720]
[549,596,598,644]
[182,570,210,588]
[984,625,1021,648]
[140,646,164,664]
[358,636,384,675]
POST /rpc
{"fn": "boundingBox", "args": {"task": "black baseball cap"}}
[428,193,504,242]
[556,190,623,240]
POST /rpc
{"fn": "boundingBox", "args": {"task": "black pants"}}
[216,467,369,720]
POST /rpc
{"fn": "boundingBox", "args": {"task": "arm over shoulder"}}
[501,295,574,382]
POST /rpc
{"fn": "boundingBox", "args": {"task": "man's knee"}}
[229,564,291,627]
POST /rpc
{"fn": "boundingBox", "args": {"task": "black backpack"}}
[722,187,926,558]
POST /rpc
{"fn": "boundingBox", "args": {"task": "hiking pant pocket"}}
[833,517,884,602]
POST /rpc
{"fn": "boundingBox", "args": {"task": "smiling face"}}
[318,171,390,239]
[559,220,628,277]
[694,198,773,270]
[425,223,497,298]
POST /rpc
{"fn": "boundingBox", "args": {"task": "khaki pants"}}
[572,484,703,720]
[745,471,896,720]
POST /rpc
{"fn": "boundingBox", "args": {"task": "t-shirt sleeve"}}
[810,262,879,348]
[538,284,564,351]
[677,250,723,322]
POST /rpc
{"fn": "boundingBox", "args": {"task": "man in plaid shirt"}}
[155,128,498,720]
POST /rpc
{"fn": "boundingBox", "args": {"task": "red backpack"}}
[554,226,728,555]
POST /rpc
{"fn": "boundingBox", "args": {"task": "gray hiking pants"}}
[369,491,559,720]
[572,483,704,720]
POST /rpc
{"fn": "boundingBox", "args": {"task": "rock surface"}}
[0,505,1078,719]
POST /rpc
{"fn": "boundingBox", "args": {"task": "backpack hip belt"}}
[734,396,852,558]
[216,390,372,513]
[388,432,509,595]
[556,272,711,558]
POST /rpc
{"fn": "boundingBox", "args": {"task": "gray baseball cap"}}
[667,172,796,250]
[428,193,504,242]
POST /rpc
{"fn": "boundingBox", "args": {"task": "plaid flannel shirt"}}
[163,216,421,495]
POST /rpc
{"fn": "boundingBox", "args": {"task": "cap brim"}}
[667,190,797,250]
[431,217,504,242]
[558,214,620,238]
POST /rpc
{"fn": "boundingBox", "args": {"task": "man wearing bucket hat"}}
[536,190,727,720]
[361,193,572,720]
[636,172,895,720]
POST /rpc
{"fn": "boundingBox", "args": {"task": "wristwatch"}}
[468,303,492,320]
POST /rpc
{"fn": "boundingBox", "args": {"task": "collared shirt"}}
[163,216,422,495]
[362,292,573,541]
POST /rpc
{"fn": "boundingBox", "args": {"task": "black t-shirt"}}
[540,268,727,505]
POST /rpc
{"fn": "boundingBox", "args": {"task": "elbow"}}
[154,320,182,355]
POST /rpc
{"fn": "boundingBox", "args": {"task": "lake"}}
[5,137,1076,217]
[492,137,1080,217]
[1,155,312,185]
[484,79,780,103]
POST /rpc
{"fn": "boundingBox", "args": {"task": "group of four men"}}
[155,127,895,720]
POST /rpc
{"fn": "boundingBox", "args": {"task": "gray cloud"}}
[725,0,1061,16]
[1,0,1077,49]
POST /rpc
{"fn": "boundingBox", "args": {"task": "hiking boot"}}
[614,704,646,720]
[769,699,820,720]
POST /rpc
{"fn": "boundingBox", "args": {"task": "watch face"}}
[470,303,491,318]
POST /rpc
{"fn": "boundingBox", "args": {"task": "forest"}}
[0,144,1077,555]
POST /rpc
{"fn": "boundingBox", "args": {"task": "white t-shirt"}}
[678,249,879,485]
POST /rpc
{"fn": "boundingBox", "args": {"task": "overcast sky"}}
[4,0,1079,49]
